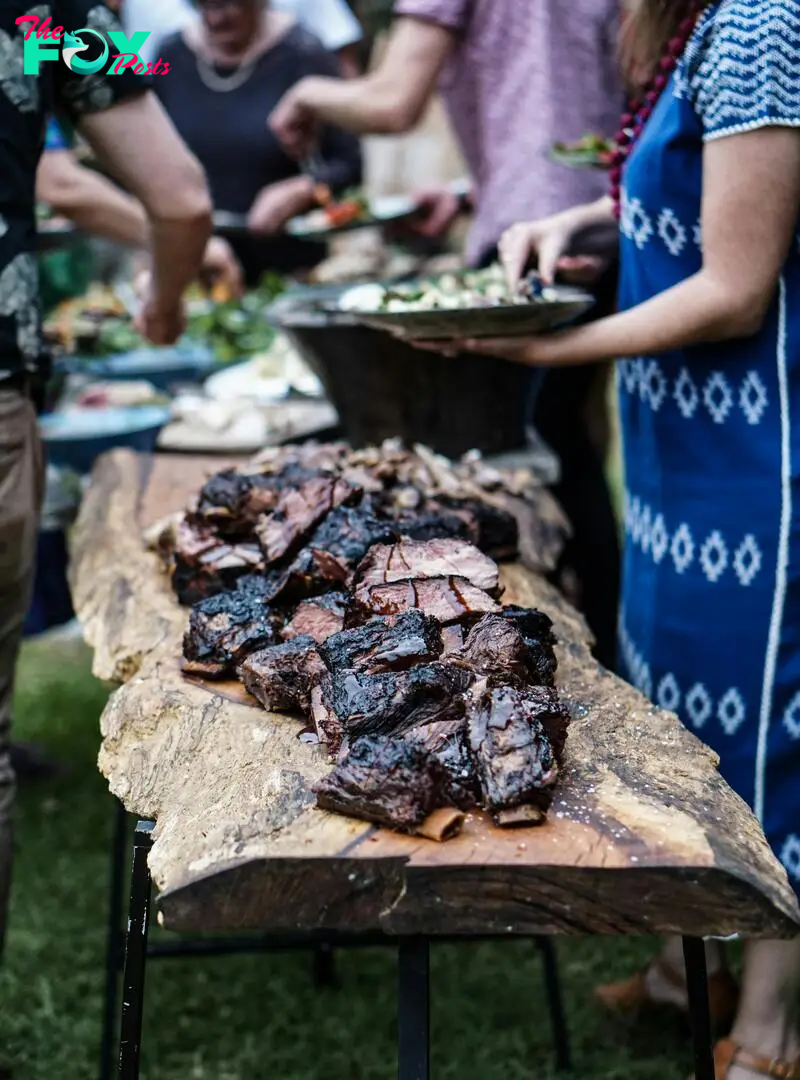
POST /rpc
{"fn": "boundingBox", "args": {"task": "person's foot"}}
[9,742,67,781]
[595,958,739,1033]
[688,1037,800,1079]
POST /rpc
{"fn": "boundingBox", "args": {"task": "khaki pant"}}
[0,389,44,954]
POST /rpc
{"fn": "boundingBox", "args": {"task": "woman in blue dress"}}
[442,0,800,1075]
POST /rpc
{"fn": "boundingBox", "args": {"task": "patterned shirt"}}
[0,1,148,381]
[392,0,623,265]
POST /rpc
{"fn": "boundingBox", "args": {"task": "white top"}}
[123,0,363,65]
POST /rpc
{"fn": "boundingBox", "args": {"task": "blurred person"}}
[0,0,211,951]
[37,117,244,295]
[123,0,364,73]
[437,1,800,1072]
[269,0,623,670]
[154,0,362,287]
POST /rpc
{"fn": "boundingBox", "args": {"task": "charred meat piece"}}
[312,663,471,753]
[319,611,443,676]
[347,576,500,628]
[255,477,360,565]
[283,593,347,643]
[239,636,326,713]
[306,502,398,568]
[273,548,350,604]
[355,539,501,597]
[501,605,557,646]
[467,684,567,822]
[440,497,519,560]
[313,736,450,832]
[441,625,465,654]
[310,682,344,755]
[404,719,478,810]
[193,470,285,535]
[172,521,264,606]
[183,590,278,678]
[459,614,557,689]
[391,507,473,544]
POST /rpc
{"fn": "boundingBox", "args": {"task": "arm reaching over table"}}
[78,93,213,344]
[269,17,455,158]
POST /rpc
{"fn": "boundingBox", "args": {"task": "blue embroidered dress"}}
[617,0,800,890]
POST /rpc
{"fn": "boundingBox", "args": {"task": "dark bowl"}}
[267,283,536,458]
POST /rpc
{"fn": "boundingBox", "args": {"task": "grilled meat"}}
[347,576,500,628]
[501,605,557,646]
[192,469,283,535]
[172,520,264,606]
[319,611,443,676]
[239,636,325,713]
[255,476,360,565]
[306,502,398,567]
[403,719,478,810]
[440,497,519,560]
[459,614,557,689]
[354,539,501,597]
[313,736,451,832]
[274,548,350,603]
[183,589,279,679]
[467,683,568,822]
[283,593,347,643]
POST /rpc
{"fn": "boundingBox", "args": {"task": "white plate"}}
[287,194,418,238]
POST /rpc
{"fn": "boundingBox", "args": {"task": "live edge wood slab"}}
[71,450,800,940]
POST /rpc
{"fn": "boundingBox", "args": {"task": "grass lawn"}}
[0,634,701,1080]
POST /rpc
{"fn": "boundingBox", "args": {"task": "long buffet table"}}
[70,450,800,1080]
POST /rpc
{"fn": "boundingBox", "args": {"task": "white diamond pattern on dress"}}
[700,530,728,583]
[693,221,702,249]
[686,683,713,728]
[781,835,800,881]
[628,197,654,250]
[642,359,668,411]
[650,514,669,564]
[733,535,763,586]
[671,523,695,574]
[674,367,700,418]
[656,673,681,712]
[717,688,746,735]
[783,691,800,740]
[618,619,652,700]
[703,372,734,424]
[657,208,688,256]
[739,371,768,425]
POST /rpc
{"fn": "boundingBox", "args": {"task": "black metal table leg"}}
[397,938,430,1080]
[535,937,572,1071]
[119,821,154,1080]
[683,937,715,1080]
[100,799,130,1080]
[313,942,338,987]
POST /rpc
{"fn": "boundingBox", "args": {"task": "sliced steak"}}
[283,593,347,643]
[192,469,286,535]
[390,507,473,545]
[441,497,519,560]
[501,605,557,646]
[347,576,500,628]
[239,636,325,713]
[310,681,345,756]
[312,663,471,754]
[319,611,442,676]
[275,548,350,603]
[459,614,557,689]
[313,736,450,832]
[404,719,478,810]
[355,539,501,597]
[183,590,278,678]
[307,502,399,568]
[467,684,567,822]
[254,476,359,565]
[172,520,264,606]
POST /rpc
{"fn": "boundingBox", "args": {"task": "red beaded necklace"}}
[610,5,705,219]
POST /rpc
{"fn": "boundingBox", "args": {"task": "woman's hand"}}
[269,79,322,160]
[201,237,244,298]
[247,176,316,235]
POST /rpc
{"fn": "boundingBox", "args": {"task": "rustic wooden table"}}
[71,450,800,1080]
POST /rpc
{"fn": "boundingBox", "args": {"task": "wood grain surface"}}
[70,450,800,938]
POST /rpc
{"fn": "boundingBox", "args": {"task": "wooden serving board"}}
[70,451,800,938]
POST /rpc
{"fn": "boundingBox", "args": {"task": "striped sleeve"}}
[688,0,800,141]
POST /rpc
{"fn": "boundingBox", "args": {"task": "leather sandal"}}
[595,959,739,1032]
[690,1038,800,1079]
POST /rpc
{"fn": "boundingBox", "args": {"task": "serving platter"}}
[334,279,595,342]
[286,193,419,239]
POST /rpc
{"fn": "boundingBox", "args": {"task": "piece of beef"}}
[347,577,501,628]
[319,611,443,676]
[459,614,557,689]
[192,470,286,535]
[466,684,567,823]
[238,636,326,713]
[501,605,557,646]
[355,539,501,597]
[313,736,450,832]
[440,497,520,560]
[183,589,279,678]
[274,548,350,604]
[311,663,471,755]
[441,625,465,654]
[283,593,347,643]
[404,719,478,810]
[254,477,360,565]
[390,507,473,545]
[172,520,264,606]
[310,682,344,755]
[306,502,398,568]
